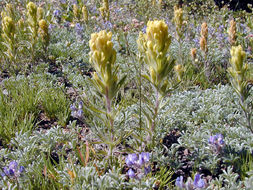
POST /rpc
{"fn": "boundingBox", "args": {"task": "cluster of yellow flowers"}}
[73,4,89,23]
[89,31,116,76]
[1,4,16,64]
[82,5,88,23]
[137,20,178,89]
[27,2,50,55]
[174,6,183,38]
[228,45,248,97]
[99,0,110,21]
[39,19,50,47]
[89,30,118,100]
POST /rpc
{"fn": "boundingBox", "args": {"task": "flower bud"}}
[200,36,207,52]
[6,3,14,18]
[103,0,109,11]
[137,31,147,54]
[230,45,246,72]
[191,48,197,60]
[27,2,37,17]
[82,5,88,23]
[73,4,80,20]
[137,20,174,88]
[228,19,236,45]
[200,22,208,39]
[174,6,183,33]
[1,11,6,19]
[37,7,44,20]
[39,19,49,46]
[174,64,184,81]
[17,18,25,31]
[228,45,248,98]
[2,16,15,35]
[99,7,105,19]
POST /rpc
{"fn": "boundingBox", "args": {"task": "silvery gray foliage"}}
[0,126,79,168]
[244,171,253,190]
[208,166,245,189]
[58,165,154,189]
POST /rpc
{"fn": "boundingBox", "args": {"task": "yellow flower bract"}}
[174,6,183,30]
[2,16,15,35]
[27,2,37,16]
[146,20,170,53]
[39,19,48,33]
[230,45,246,72]
[89,30,116,73]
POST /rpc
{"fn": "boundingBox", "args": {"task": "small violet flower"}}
[77,109,83,118]
[1,161,25,178]
[70,101,84,119]
[75,23,83,36]
[141,25,146,33]
[128,168,135,178]
[78,101,83,109]
[125,153,138,167]
[193,173,206,189]
[175,176,185,189]
[53,9,61,18]
[208,133,225,152]
[49,24,56,31]
[144,165,151,175]
[104,21,113,30]
[175,174,206,189]
[140,152,149,163]
[64,21,70,28]
[125,152,151,180]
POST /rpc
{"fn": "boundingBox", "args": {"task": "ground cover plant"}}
[0,0,252,189]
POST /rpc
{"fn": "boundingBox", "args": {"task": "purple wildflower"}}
[208,135,217,144]
[144,165,151,175]
[49,24,56,31]
[125,153,138,167]
[104,21,113,30]
[75,23,83,36]
[78,101,83,109]
[70,104,77,111]
[19,166,25,173]
[64,21,70,28]
[209,133,225,153]
[142,26,147,33]
[125,152,151,180]
[193,173,206,189]
[175,176,185,189]
[2,161,25,177]
[128,168,135,178]
[77,109,83,118]
[140,152,149,164]
[53,10,61,17]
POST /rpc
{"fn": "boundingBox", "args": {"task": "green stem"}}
[151,88,160,145]
[106,95,114,141]
[178,36,183,66]
[139,57,143,151]
[240,97,253,133]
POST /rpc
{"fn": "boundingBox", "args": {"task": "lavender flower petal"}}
[175,176,185,189]
[193,173,205,188]
[125,153,138,167]
[128,168,135,178]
